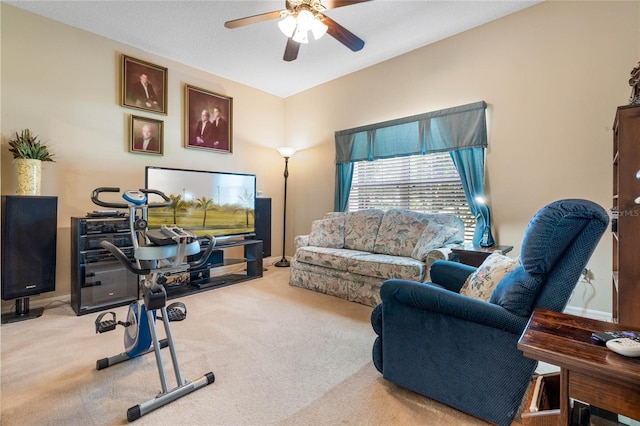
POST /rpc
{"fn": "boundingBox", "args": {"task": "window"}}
[347,152,475,241]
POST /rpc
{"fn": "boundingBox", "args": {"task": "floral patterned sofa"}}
[289,209,465,306]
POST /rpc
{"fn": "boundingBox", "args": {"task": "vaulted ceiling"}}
[6,1,540,98]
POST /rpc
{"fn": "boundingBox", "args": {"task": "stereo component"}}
[71,216,138,315]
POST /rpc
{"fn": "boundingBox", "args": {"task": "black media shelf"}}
[166,239,263,301]
[72,219,263,313]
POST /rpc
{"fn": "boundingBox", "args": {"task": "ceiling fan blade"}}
[323,16,365,52]
[323,0,372,10]
[224,10,283,29]
[283,38,301,61]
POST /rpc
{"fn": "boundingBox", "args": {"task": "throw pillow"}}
[308,216,345,248]
[373,210,430,257]
[343,209,384,252]
[489,266,545,316]
[459,253,520,302]
[411,221,460,262]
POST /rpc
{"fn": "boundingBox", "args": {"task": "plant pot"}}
[16,158,42,196]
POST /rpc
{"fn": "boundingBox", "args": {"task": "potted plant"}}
[8,129,55,195]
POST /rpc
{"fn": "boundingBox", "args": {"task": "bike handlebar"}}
[101,240,151,275]
[100,235,216,276]
[91,187,172,209]
[188,235,217,269]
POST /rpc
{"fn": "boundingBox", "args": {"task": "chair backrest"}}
[523,199,609,312]
[489,199,608,317]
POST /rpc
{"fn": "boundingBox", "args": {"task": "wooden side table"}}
[518,309,640,425]
[450,244,513,267]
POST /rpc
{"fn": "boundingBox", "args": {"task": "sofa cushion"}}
[344,209,385,252]
[489,266,545,316]
[294,246,370,271]
[308,216,345,248]
[411,221,460,262]
[373,210,431,257]
[347,253,425,281]
[428,214,466,245]
[460,253,520,302]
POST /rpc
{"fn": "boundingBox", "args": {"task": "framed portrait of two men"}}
[185,84,233,154]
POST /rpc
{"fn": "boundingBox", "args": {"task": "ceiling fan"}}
[224,0,370,62]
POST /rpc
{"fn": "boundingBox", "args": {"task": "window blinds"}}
[348,153,476,240]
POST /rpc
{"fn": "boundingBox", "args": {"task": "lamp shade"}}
[292,27,309,44]
[311,17,328,40]
[296,10,314,33]
[278,15,297,37]
[277,147,297,158]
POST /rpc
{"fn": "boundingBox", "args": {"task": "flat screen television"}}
[145,166,256,239]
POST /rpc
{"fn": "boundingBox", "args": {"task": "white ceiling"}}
[6,0,540,98]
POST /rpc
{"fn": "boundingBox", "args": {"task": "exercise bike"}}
[91,187,216,422]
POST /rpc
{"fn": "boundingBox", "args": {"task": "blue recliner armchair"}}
[371,199,608,426]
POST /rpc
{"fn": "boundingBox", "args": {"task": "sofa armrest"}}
[424,247,452,265]
[380,278,529,334]
[294,235,309,250]
[423,248,454,282]
[429,260,476,293]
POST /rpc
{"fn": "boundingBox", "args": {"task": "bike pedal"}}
[95,311,117,333]
[167,309,185,322]
[161,302,187,322]
[97,320,117,333]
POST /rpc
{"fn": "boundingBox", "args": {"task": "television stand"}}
[165,238,263,300]
[193,278,226,289]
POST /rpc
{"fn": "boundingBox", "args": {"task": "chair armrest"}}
[380,279,529,334]
[429,260,476,292]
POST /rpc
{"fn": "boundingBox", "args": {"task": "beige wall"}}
[2,1,638,315]
[284,0,639,314]
[1,5,286,310]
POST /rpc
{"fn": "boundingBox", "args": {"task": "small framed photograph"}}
[130,115,163,155]
[185,84,232,154]
[121,54,168,114]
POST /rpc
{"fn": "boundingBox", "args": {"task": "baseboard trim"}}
[563,305,612,322]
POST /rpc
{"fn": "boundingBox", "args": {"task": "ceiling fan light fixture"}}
[310,16,328,40]
[278,15,297,37]
[296,10,315,32]
[292,26,309,44]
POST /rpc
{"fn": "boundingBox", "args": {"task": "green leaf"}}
[8,129,55,162]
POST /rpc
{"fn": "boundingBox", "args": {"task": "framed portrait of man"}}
[121,55,168,115]
[184,84,233,154]
[129,115,163,155]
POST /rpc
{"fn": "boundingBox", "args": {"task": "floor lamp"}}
[275,147,296,267]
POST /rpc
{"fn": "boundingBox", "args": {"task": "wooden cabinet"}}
[612,105,640,327]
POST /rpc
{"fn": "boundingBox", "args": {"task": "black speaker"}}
[255,198,271,258]
[1,196,58,323]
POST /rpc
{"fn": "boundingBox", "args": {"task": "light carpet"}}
[1,263,490,425]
